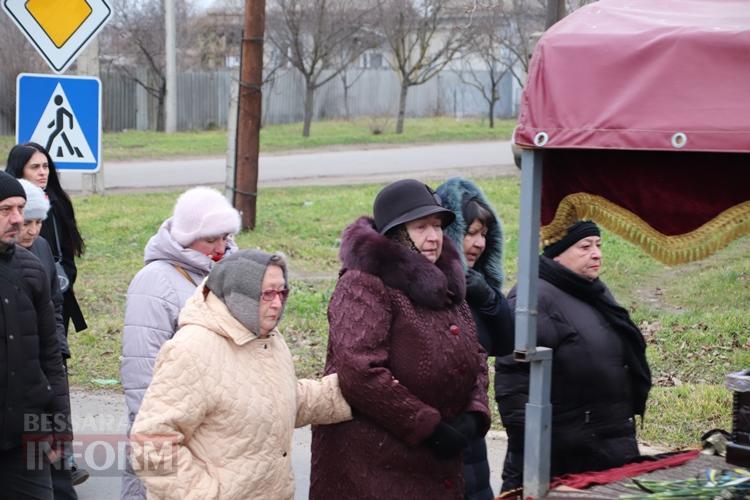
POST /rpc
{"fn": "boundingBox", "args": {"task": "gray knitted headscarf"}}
[205,249,288,334]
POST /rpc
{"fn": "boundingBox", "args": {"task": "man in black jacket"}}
[495,220,652,492]
[0,171,71,499]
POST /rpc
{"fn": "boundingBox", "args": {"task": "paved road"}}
[70,390,508,499]
[59,141,517,192]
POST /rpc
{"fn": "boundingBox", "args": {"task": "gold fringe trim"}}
[541,193,750,265]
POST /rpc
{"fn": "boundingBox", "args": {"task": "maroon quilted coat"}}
[310,216,491,500]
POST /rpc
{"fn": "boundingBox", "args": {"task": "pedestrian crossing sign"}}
[16,73,101,172]
[2,0,112,74]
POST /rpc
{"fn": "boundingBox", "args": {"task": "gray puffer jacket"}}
[120,218,235,500]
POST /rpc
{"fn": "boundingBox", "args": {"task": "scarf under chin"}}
[538,256,652,416]
[386,225,420,254]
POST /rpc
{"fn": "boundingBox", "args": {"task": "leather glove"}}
[451,412,483,441]
[426,421,468,460]
[465,268,495,306]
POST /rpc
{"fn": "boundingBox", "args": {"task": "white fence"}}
[0,67,518,135]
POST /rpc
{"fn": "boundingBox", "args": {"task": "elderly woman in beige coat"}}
[130,250,351,500]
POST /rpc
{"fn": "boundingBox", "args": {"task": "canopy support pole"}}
[515,149,552,498]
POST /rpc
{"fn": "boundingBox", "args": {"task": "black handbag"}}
[51,217,71,293]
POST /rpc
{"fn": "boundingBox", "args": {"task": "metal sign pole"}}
[515,148,553,498]
[77,39,104,194]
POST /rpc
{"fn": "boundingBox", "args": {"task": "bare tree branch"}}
[377,0,466,133]
[457,1,515,127]
[101,0,193,130]
[0,15,46,131]
[266,0,378,136]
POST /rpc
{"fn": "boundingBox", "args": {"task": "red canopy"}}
[515,0,750,153]
[515,0,750,264]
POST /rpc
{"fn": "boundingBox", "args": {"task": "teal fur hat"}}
[435,177,504,290]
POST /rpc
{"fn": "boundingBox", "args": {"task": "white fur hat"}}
[169,187,241,247]
[18,178,50,221]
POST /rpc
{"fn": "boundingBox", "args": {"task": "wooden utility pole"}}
[234,0,266,229]
[546,0,566,29]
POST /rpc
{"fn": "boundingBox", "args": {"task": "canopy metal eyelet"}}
[533,132,549,147]
[671,132,687,149]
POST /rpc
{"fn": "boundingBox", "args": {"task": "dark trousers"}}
[52,360,78,500]
[51,458,78,500]
[0,446,53,500]
[463,436,494,500]
[500,427,524,492]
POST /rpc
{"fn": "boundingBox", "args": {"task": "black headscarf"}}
[543,220,600,258]
[386,225,420,254]
[539,256,652,416]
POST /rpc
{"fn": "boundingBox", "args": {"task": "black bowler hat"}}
[373,179,455,234]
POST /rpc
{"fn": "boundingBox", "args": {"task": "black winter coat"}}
[469,285,514,358]
[466,285,513,500]
[29,238,69,358]
[463,277,514,500]
[436,177,515,500]
[40,195,86,333]
[495,258,647,488]
[0,244,70,451]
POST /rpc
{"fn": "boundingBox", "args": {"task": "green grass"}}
[0,117,514,162]
[258,117,514,153]
[67,178,748,449]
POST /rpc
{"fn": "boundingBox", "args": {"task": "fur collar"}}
[339,216,466,309]
[436,177,505,290]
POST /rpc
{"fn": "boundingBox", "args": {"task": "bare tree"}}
[334,38,380,120]
[339,67,366,121]
[458,4,512,128]
[546,0,565,28]
[494,0,545,87]
[565,0,598,15]
[547,0,599,28]
[103,0,167,130]
[377,0,465,134]
[102,0,193,131]
[266,0,375,137]
[0,15,46,133]
[493,0,596,87]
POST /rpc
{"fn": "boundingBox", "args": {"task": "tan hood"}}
[177,283,272,346]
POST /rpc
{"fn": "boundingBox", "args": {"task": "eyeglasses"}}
[261,288,290,302]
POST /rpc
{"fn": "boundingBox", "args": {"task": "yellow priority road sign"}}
[2,0,112,74]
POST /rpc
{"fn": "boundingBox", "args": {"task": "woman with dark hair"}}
[6,142,87,336]
[436,177,514,500]
[310,179,491,500]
